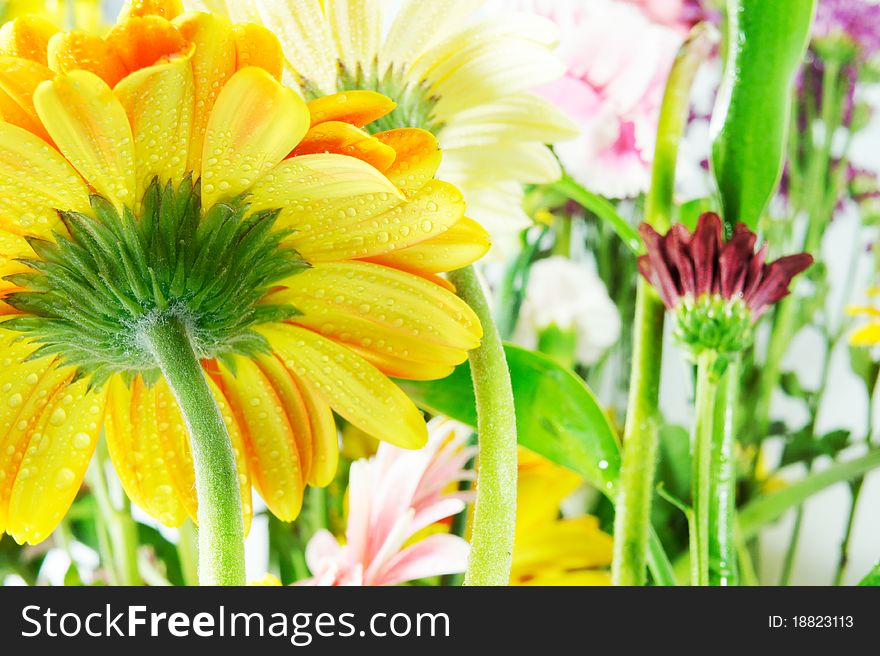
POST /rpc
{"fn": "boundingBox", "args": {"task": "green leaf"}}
[677,197,719,231]
[849,346,880,399]
[400,344,620,495]
[711,0,816,230]
[858,562,880,586]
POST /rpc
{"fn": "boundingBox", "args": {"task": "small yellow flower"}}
[190,0,578,254]
[512,448,612,586]
[847,287,880,346]
[0,0,488,545]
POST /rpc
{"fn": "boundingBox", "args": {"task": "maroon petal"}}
[690,213,723,296]
[746,253,814,317]
[638,223,683,309]
[666,224,696,297]
[719,223,757,299]
[742,243,768,302]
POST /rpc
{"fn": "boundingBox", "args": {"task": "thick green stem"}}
[448,265,517,586]
[691,351,719,586]
[709,357,740,585]
[612,281,665,585]
[143,315,245,586]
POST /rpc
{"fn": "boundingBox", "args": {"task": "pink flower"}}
[523,0,683,198]
[298,419,474,586]
[623,0,711,29]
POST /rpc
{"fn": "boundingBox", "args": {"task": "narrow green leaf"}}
[859,562,880,586]
[711,0,816,231]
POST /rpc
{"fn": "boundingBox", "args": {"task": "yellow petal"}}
[512,517,613,576]
[247,153,403,232]
[260,323,428,449]
[114,55,194,199]
[47,30,128,88]
[201,66,308,207]
[212,357,304,521]
[850,322,880,346]
[0,56,54,142]
[375,128,442,194]
[0,121,90,238]
[0,229,36,309]
[119,0,184,21]
[292,121,397,172]
[153,378,197,521]
[172,11,236,174]
[366,217,490,276]
[307,90,395,129]
[8,378,107,545]
[0,336,72,541]
[0,16,58,66]
[34,70,136,210]
[232,23,284,81]
[291,179,466,262]
[287,365,338,487]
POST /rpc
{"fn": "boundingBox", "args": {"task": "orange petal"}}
[285,365,338,488]
[106,15,190,76]
[232,23,284,81]
[375,128,442,194]
[0,17,58,66]
[172,12,236,174]
[119,0,184,20]
[292,121,397,173]
[153,378,198,522]
[47,30,128,88]
[0,56,54,143]
[8,378,107,545]
[212,357,305,522]
[307,90,396,129]
[365,217,491,276]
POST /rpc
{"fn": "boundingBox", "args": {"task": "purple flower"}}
[638,213,813,320]
[813,0,880,61]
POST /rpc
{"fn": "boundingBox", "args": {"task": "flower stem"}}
[143,315,245,586]
[709,356,739,586]
[612,280,665,586]
[448,265,517,586]
[691,351,719,586]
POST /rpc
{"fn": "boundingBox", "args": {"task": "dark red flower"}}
[637,213,813,320]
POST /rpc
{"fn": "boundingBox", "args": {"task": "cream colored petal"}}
[34,70,137,210]
[326,0,381,75]
[439,142,561,184]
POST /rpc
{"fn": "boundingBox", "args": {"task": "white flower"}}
[515,255,621,366]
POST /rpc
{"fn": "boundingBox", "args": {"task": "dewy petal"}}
[105,376,190,527]
[0,335,72,541]
[292,121,397,173]
[0,56,54,143]
[291,179,466,262]
[285,362,339,488]
[253,0,337,94]
[0,122,91,237]
[47,31,128,88]
[201,66,309,208]
[212,356,305,522]
[172,11,236,174]
[153,377,198,521]
[326,0,382,75]
[34,71,137,211]
[0,17,59,66]
[232,23,284,81]
[307,90,396,129]
[260,323,428,449]
[374,128,442,195]
[365,217,491,278]
[105,15,190,76]
[9,378,108,545]
[247,153,403,233]
[120,0,184,20]
[114,56,194,200]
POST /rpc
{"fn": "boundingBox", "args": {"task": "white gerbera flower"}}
[515,255,621,366]
[187,0,577,255]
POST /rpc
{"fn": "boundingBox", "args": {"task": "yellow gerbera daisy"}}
[0,0,487,553]
[188,0,577,254]
[512,448,612,586]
